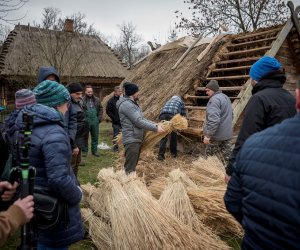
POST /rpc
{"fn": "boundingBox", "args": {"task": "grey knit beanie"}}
[205,80,219,92]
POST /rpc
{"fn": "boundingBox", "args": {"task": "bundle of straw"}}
[96,168,229,250]
[141,114,188,151]
[188,156,226,186]
[96,168,139,250]
[158,170,225,244]
[115,114,188,153]
[81,183,96,207]
[187,188,243,237]
[122,171,229,250]
[81,208,113,249]
[148,176,168,199]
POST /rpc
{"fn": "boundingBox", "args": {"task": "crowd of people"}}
[0,55,299,249]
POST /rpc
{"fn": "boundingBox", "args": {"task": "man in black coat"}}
[106,86,122,152]
[224,79,300,250]
[225,56,296,183]
[66,83,87,176]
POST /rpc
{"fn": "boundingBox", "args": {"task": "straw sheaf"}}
[158,169,228,249]
[120,172,229,250]
[141,114,188,152]
[116,114,188,153]
[97,168,139,250]
[92,168,229,250]
[187,188,243,237]
[81,208,113,249]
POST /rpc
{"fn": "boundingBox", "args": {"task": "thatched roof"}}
[0,24,128,82]
[114,36,227,121]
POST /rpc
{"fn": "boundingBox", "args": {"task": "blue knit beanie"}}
[250,56,281,81]
[33,80,70,107]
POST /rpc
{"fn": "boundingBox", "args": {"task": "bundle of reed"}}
[187,188,243,237]
[81,208,113,249]
[158,169,227,247]
[81,183,96,207]
[186,167,225,187]
[190,156,225,185]
[148,176,168,199]
[115,114,188,153]
[121,171,229,250]
[141,114,188,151]
[97,168,143,250]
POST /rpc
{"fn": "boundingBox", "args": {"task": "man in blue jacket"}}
[224,80,300,249]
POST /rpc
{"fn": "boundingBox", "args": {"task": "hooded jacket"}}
[226,72,296,175]
[37,67,78,149]
[37,67,60,84]
[12,104,84,247]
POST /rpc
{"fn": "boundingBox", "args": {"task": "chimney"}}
[64,19,74,32]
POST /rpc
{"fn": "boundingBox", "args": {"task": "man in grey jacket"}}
[203,80,233,164]
[117,82,164,174]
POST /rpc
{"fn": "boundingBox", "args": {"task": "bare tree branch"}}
[175,0,289,36]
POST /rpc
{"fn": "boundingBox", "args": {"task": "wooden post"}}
[172,36,202,70]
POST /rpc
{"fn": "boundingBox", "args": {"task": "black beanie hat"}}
[67,82,83,94]
[124,82,139,96]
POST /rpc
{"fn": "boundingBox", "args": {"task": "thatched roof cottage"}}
[0,19,128,106]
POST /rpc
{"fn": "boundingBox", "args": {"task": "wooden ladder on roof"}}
[183,19,294,137]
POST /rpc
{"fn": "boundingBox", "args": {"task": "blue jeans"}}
[37,243,68,250]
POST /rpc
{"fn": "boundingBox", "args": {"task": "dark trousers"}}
[158,113,177,158]
[124,142,141,174]
[70,149,82,177]
[112,124,121,151]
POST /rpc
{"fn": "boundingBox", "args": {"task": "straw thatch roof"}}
[102,35,228,121]
[0,24,128,84]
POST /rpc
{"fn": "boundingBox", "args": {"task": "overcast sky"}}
[12,0,188,44]
[5,0,300,45]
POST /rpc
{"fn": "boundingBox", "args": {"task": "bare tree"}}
[0,0,29,22]
[113,22,144,69]
[38,7,99,35]
[0,0,29,43]
[175,0,288,36]
[41,7,61,30]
